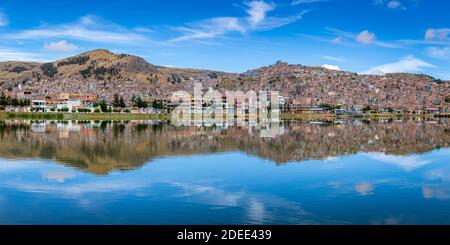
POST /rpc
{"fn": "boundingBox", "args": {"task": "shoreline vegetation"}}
[0,111,449,121]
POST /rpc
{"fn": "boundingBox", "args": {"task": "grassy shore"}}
[67,113,170,120]
[1,111,448,121]
[0,112,170,120]
[0,112,65,120]
[280,113,448,120]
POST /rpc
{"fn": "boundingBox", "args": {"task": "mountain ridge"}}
[0,49,449,111]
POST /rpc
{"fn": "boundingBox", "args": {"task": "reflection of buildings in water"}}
[0,119,449,174]
[56,121,81,132]
[31,122,46,134]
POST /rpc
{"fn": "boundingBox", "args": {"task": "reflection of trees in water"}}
[0,119,449,174]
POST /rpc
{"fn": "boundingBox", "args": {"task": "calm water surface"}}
[0,119,450,224]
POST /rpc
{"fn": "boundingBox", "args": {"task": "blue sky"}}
[0,0,449,79]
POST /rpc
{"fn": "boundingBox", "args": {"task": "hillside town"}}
[0,50,449,115]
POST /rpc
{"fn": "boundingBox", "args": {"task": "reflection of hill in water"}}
[0,119,449,174]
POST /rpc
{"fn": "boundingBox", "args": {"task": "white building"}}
[57,100,82,111]
[32,100,46,112]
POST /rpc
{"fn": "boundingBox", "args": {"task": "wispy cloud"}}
[374,0,407,10]
[323,55,345,62]
[396,28,450,48]
[0,47,47,62]
[245,0,275,26]
[2,15,150,44]
[426,46,450,60]
[291,0,328,5]
[170,1,308,43]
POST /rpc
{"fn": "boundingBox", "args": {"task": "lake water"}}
[0,118,449,224]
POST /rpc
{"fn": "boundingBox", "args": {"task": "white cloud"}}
[387,1,404,9]
[43,40,78,53]
[374,0,406,10]
[356,30,376,44]
[291,0,328,5]
[327,27,401,48]
[170,1,307,43]
[362,56,435,75]
[323,55,345,62]
[425,28,450,41]
[2,15,150,44]
[245,0,276,26]
[322,64,341,71]
[426,47,450,59]
[0,10,7,27]
[331,37,343,44]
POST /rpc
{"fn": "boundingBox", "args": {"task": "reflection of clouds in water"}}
[426,168,450,182]
[247,198,266,223]
[169,181,315,224]
[355,182,374,196]
[422,187,450,200]
[0,160,316,224]
[171,182,242,207]
[422,160,450,200]
[327,178,392,198]
[0,160,34,172]
[365,152,433,171]
[329,181,342,189]
[371,217,402,225]
[3,180,149,197]
[324,156,340,162]
[42,171,76,183]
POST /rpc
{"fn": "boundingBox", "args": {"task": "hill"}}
[0,50,449,111]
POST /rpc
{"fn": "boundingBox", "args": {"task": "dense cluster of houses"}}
[1,59,449,115]
[1,88,448,115]
[244,61,450,115]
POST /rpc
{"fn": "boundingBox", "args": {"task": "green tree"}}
[40,63,58,78]
[6,96,12,106]
[152,100,164,110]
[21,98,30,107]
[362,106,372,113]
[132,95,147,108]
[0,93,7,106]
[319,103,331,110]
[112,93,120,108]
[99,101,108,113]
[119,96,126,108]
[11,98,19,107]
